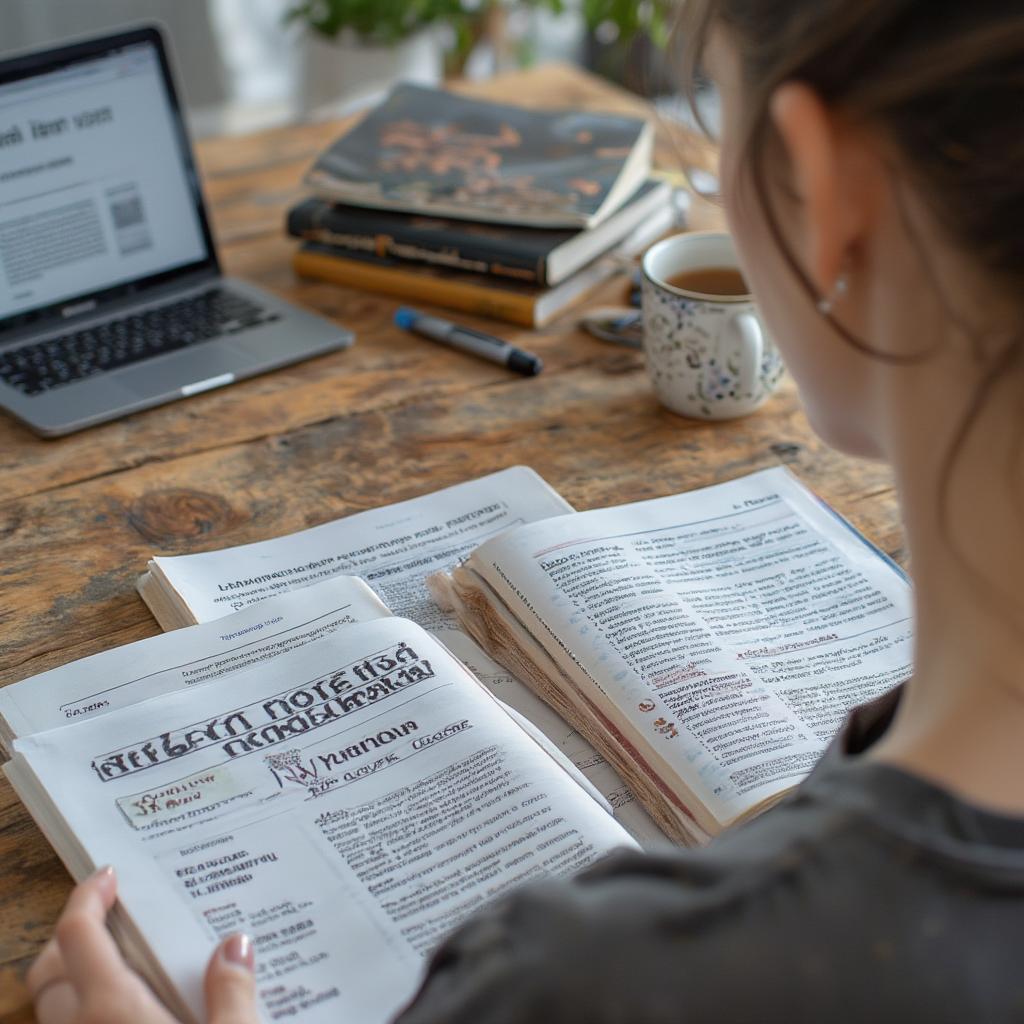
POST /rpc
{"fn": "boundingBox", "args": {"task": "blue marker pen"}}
[394,307,543,376]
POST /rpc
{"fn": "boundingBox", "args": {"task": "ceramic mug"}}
[640,232,784,419]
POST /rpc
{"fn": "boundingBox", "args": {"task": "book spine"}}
[292,249,540,328]
[287,204,547,285]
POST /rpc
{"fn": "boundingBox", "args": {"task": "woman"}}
[28,1,1024,1020]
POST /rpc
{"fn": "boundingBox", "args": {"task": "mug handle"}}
[724,310,763,397]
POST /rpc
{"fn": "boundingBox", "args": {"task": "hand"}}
[27,867,259,1024]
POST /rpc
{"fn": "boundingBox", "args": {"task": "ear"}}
[769,82,875,295]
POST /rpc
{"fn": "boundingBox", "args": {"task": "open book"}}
[430,468,913,845]
[6,610,634,1024]
[135,468,665,845]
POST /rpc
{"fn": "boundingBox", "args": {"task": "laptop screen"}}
[0,33,213,328]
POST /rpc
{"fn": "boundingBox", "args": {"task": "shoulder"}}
[395,793,879,1024]
[395,768,1024,1024]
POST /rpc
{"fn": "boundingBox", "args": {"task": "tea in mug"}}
[666,266,748,297]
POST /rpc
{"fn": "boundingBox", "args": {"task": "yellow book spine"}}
[292,249,539,328]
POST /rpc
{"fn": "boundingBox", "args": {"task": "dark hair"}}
[678,1,1024,608]
[680,1,1024,295]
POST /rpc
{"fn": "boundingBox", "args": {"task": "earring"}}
[816,271,849,315]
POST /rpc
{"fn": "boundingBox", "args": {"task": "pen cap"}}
[394,307,418,330]
[508,350,543,376]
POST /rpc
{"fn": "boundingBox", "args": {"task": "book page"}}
[148,468,572,628]
[467,467,913,827]
[0,578,389,746]
[8,618,634,1024]
[146,466,666,846]
[442,632,666,848]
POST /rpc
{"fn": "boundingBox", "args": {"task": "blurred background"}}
[0,0,698,137]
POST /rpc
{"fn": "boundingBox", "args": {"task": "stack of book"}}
[287,84,677,327]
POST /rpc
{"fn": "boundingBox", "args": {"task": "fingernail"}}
[222,933,254,972]
[93,865,116,895]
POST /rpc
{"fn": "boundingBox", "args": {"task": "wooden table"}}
[0,63,902,1020]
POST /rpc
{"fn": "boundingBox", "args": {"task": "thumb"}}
[204,933,258,1024]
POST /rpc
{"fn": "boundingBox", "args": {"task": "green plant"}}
[285,0,672,71]
[287,0,560,54]
[580,0,674,46]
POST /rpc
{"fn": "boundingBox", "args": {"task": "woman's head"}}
[681,1,1024,459]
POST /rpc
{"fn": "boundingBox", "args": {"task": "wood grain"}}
[0,63,900,1021]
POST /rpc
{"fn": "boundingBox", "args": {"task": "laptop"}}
[0,25,354,437]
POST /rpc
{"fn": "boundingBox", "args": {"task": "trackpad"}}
[122,345,242,396]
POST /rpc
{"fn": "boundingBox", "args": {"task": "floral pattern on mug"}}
[641,269,784,420]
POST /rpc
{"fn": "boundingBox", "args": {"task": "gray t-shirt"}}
[395,687,1024,1023]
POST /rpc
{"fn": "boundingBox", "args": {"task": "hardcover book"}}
[304,84,653,229]
[286,180,671,287]
[291,199,675,328]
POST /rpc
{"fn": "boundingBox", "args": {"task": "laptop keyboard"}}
[0,288,280,397]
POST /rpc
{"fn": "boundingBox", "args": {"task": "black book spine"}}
[286,199,548,285]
